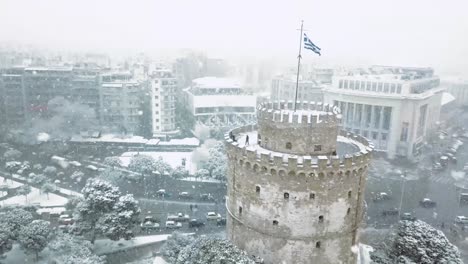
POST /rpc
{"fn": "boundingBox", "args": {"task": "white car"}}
[165,220,182,229]
[85,165,98,171]
[69,161,82,167]
[206,212,221,220]
[156,189,166,195]
[455,216,468,224]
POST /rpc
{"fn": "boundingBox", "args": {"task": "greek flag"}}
[303,33,321,56]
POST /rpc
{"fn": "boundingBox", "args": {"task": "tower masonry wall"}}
[257,101,342,155]
[225,124,373,264]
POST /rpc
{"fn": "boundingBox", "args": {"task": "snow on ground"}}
[0,176,24,188]
[153,256,168,264]
[120,151,197,174]
[1,184,68,207]
[357,244,374,264]
[159,137,200,146]
[180,177,222,183]
[94,234,171,254]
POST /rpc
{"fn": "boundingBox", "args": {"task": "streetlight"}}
[398,173,406,219]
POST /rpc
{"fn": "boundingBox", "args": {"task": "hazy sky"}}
[1,0,467,71]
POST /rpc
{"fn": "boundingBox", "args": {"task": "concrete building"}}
[0,67,26,127]
[323,66,444,160]
[99,72,143,134]
[149,69,179,139]
[183,77,256,128]
[71,65,101,114]
[270,75,324,102]
[442,78,468,108]
[225,101,374,264]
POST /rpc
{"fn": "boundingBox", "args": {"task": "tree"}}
[3,149,22,161]
[0,222,13,257]
[97,168,124,187]
[41,182,56,199]
[18,220,52,261]
[161,232,195,263]
[371,220,462,264]
[70,171,85,183]
[194,169,209,180]
[47,233,105,264]
[5,161,21,178]
[175,237,255,264]
[171,166,189,179]
[30,174,47,186]
[202,143,227,179]
[153,157,172,176]
[128,155,157,180]
[17,185,32,202]
[73,179,140,243]
[103,156,122,169]
[43,166,57,177]
[0,208,34,239]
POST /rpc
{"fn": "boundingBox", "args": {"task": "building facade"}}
[183,77,256,128]
[270,75,324,102]
[442,78,468,108]
[149,69,179,138]
[99,72,143,134]
[0,67,26,127]
[323,66,444,160]
[225,101,373,264]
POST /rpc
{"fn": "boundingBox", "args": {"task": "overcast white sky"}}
[1,0,467,72]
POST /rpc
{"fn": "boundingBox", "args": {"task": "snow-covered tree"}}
[98,168,124,187]
[202,142,227,180]
[3,149,22,161]
[47,233,105,264]
[161,232,195,263]
[175,237,255,264]
[16,185,32,202]
[194,169,209,180]
[73,179,140,243]
[103,156,122,169]
[33,164,42,171]
[18,220,52,261]
[5,161,21,177]
[171,166,189,179]
[70,171,85,183]
[30,174,47,186]
[371,220,462,264]
[43,166,57,177]
[0,222,13,257]
[128,155,157,180]
[41,182,56,199]
[153,157,172,176]
[0,208,34,239]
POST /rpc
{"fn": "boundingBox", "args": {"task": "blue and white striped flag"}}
[303,33,321,56]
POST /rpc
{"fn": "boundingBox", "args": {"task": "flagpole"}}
[294,20,304,112]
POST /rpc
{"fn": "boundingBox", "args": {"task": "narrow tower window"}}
[318,215,324,223]
[256,186,261,194]
[285,142,292,150]
[239,206,243,215]
[310,193,315,199]
[284,192,289,199]
[273,220,279,226]
[314,144,322,151]
[316,241,321,248]
[348,190,352,199]
[347,208,351,215]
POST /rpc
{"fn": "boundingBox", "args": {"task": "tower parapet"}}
[257,101,342,155]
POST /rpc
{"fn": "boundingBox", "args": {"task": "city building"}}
[149,69,179,139]
[183,77,256,128]
[308,67,334,84]
[71,64,101,114]
[0,67,26,127]
[323,65,444,160]
[99,72,143,134]
[225,101,374,263]
[442,78,468,108]
[270,75,324,102]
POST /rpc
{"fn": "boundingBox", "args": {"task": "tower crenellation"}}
[225,101,373,264]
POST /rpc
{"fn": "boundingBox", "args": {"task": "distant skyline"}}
[1,0,467,74]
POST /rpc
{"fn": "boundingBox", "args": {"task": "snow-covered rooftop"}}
[441,92,456,106]
[192,77,241,89]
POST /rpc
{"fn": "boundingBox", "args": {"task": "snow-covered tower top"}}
[257,101,342,155]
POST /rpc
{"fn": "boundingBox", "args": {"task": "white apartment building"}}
[183,77,256,128]
[100,72,143,134]
[270,75,324,102]
[323,66,444,160]
[149,69,179,139]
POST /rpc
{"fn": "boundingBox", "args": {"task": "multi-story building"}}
[270,75,324,102]
[99,72,143,134]
[71,65,101,114]
[225,101,373,263]
[442,78,468,108]
[149,69,179,139]
[183,77,256,128]
[323,65,444,160]
[0,67,26,127]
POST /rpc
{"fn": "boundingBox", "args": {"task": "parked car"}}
[382,208,399,216]
[141,221,160,231]
[189,219,205,228]
[460,193,468,204]
[156,189,166,196]
[419,198,437,208]
[401,213,416,221]
[455,216,468,224]
[58,214,73,225]
[217,218,227,226]
[200,193,215,201]
[165,220,182,229]
[178,192,192,199]
[373,192,390,202]
[69,161,82,167]
[85,165,98,171]
[167,213,190,222]
[206,212,221,220]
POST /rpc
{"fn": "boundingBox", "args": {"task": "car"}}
[200,193,215,201]
[372,192,390,202]
[59,214,73,225]
[217,218,227,226]
[167,213,190,222]
[419,198,437,208]
[189,219,205,228]
[460,193,468,204]
[401,213,416,221]
[178,192,192,199]
[382,208,399,216]
[141,221,160,231]
[85,165,98,171]
[156,189,166,196]
[165,220,182,229]
[69,161,82,167]
[455,216,468,224]
[206,212,221,220]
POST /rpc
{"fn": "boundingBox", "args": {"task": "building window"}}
[284,192,289,199]
[318,215,324,223]
[285,142,292,150]
[372,82,377,91]
[310,193,315,199]
[316,241,321,248]
[339,80,343,88]
[256,186,261,194]
[382,133,387,141]
[344,80,348,89]
[391,84,396,93]
[382,107,392,130]
[348,190,352,198]
[273,220,279,226]
[400,122,409,142]
[347,208,351,215]
[239,206,242,215]
[314,145,321,151]
[397,84,402,93]
[372,132,378,140]
[417,104,428,137]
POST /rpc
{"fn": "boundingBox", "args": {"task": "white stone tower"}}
[224,101,374,264]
